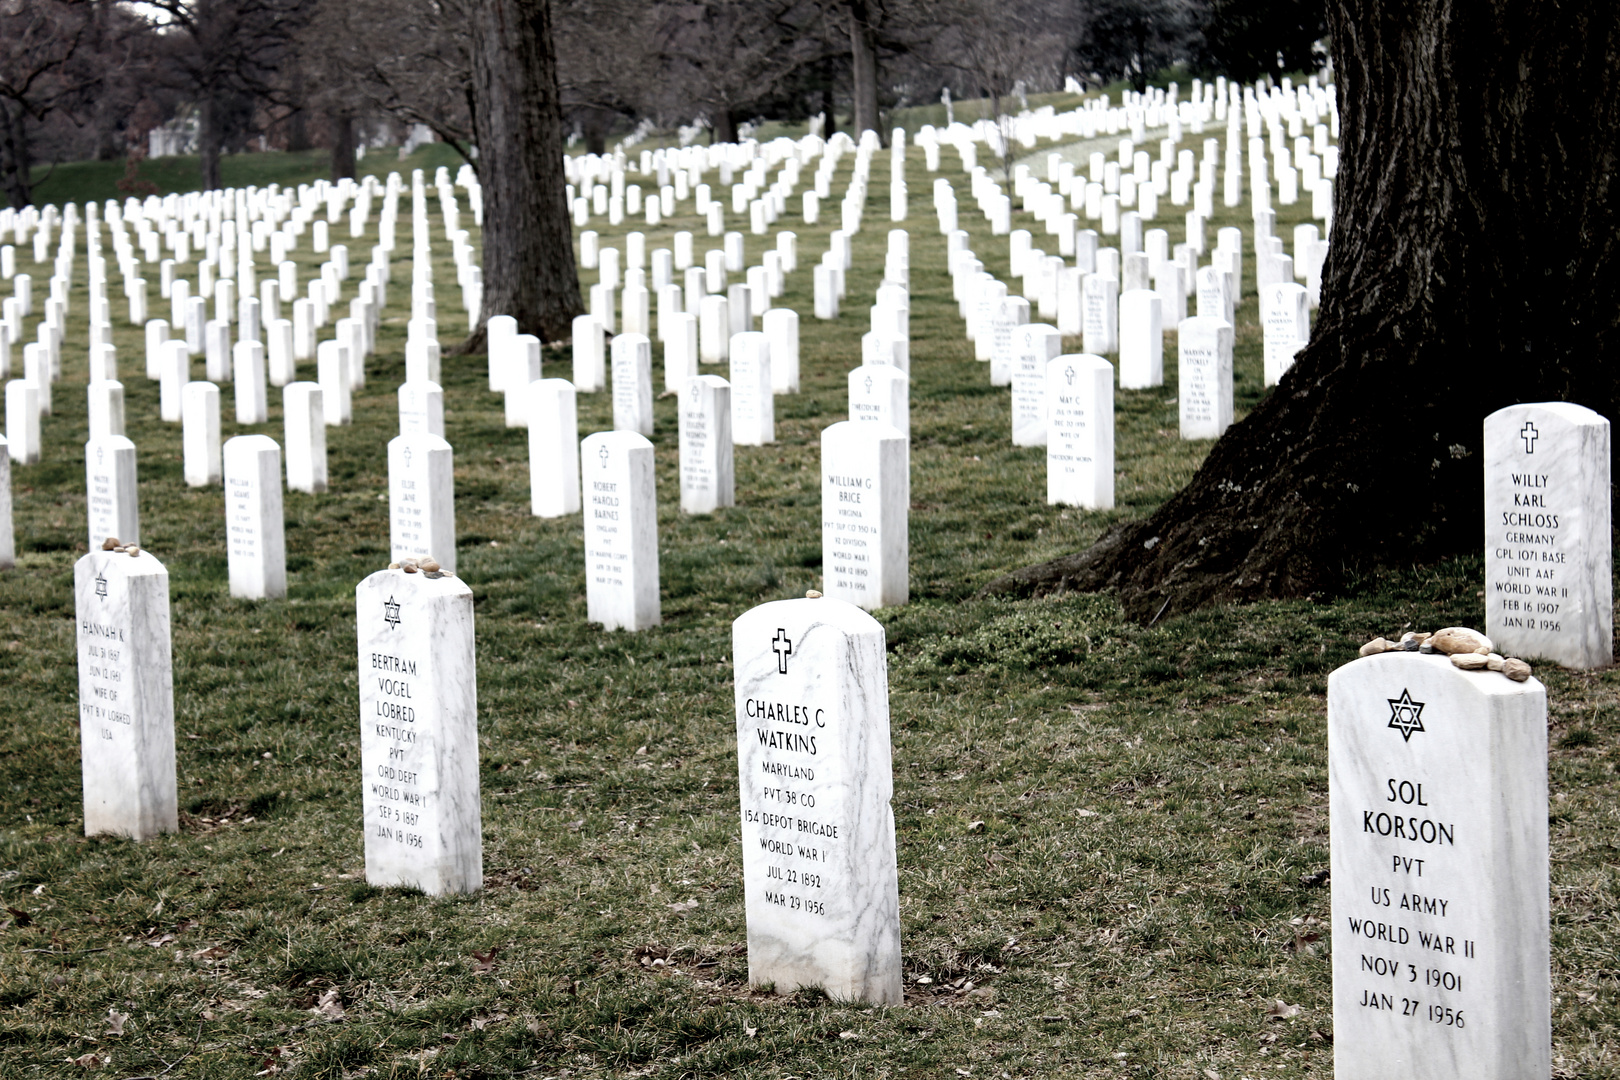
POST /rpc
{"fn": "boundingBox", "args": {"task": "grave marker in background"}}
[528,379,581,518]
[223,435,287,599]
[1047,354,1114,509]
[821,421,908,610]
[679,374,734,515]
[581,430,660,631]
[389,434,456,573]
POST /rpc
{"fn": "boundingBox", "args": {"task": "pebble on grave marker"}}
[731,595,902,1004]
[75,544,177,839]
[581,430,660,631]
[357,563,483,895]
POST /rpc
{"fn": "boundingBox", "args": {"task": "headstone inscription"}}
[732,595,902,1004]
[389,434,457,574]
[223,435,287,599]
[1046,354,1115,509]
[357,565,483,895]
[848,365,910,437]
[527,379,581,518]
[611,332,655,436]
[679,374,735,515]
[821,421,908,610]
[1262,282,1309,386]
[1483,403,1612,669]
[86,436,139,548]
[581,430,660,631]
[1011,324,1062,446]
[1328,651,1549,1080]
[730,331,775,446]
[75,545,177,839]
[1177,316,1234,439]
[399,380,446,438]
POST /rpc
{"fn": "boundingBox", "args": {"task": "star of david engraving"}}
[1387,689,1426,741]
[1520,421,1539,454]
[599,443,610,468]
[383,595,402,630]
[94,573,108,599]
[771,628,792,674]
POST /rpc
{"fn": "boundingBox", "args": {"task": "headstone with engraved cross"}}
[356,563,483,895]
[1483,403,1612,668]
[389,433,456,573]
[74,545,177,839]
[731,594,902,1004]
[1328,649,1549,1080]
[1046,354,1114,509]
[582,430,660,631]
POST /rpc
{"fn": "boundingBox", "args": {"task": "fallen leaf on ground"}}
[1265,1000,1301,1020]
[313,988,345,1020]
[472,948,500,973]
[838,1030,858,1040]
[6,906,32,927]
[71,1052,104,1068]
[104,1010,128,1036]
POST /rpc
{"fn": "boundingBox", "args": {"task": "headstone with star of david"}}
[847,364,909,438]
[1327,649,1549,1080]
[283,382,328,494]
[1483,403,1612,669]
[610,332,654,437]
[224,435,287,599]
[679,374,734,515]
[356,564,482,895]
[388,432,456,574]
[528,379,581,518]
[821,420,908,610]
[85,434,139,549]
[731,594,902,1004]
[1045,353,1114,509]
[581,429,660,630]
[74,545,177,840]
[1011,324,1063,446]
[729,330,775,447]
[1177,315,1234,440]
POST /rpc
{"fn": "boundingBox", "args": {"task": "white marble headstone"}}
[1011,324,1062,446]
[182,381,222,487]
[581,430,660,631]
[1118,289,1163,389]
[7,381,41,464]
[86,435,139,548]
[528,379,580,518]
[821,421,908,610]
[389,434,456,573]
[0,439,10,568]
[224,435,287,599]
[764,308,800,393]
[1262,282,1309,386]
[732,596,901,1004]
[1177,316,1234,440]
[1046,354,1114,509]
[1483,403,1612,668]
[664,311,699,393]
[679,374,734,515]
[848,365,910,438]
[1329,652,1549,1080]
[284,382,328,494]
[88,380,125,438]
[503,334,542,428]
[730,331,775,446]
[75,547,177,839]
[357,567,483,895]
[234,341,268,424]
[989,296,1029,388]
[611,332,654,436]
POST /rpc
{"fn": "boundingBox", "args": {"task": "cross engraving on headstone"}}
[771,627,792,673]
[599,443,610,468]
[1520,421,1539,454]
[1064,365,1076,385]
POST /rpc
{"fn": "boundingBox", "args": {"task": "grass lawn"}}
[1,122,1617,1080]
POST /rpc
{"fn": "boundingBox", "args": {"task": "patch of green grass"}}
[2,128,1618,1080]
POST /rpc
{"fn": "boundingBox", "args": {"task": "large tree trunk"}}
[465,0,583,348]
[987,0,1620,622]
[198,94,223,191]
[330,112,356,180]
[848,0,879,141]
[0,101,33,209]
[710,105,738,145]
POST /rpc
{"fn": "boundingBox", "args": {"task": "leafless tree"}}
[0,0,98,208]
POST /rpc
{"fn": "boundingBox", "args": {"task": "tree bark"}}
[0,100,32,209]
[198,94,223,191]
[330,112,356,180]
[986,0,1620,622]
[848,0,879,141]
[710,105,737,145]
[465,0,583,348]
